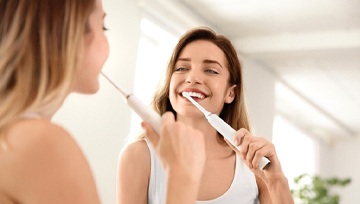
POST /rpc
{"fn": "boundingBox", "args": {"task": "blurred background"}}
[54,0,360,203]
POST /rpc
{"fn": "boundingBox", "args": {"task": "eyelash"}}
[174,67,187,72]
[205,69,219,74]
[103,26,108,31]
[174,67,219,75]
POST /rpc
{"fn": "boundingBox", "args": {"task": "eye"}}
[205,69,219,74]
[174,66,188,72]
[102,14,108,31]
[101,17,109,31]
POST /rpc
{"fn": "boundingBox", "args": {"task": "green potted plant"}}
[291,173,351,204]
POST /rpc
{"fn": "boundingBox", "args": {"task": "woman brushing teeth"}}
[118,27,294,204]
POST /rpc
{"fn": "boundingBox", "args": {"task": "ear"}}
[225,85,237,104]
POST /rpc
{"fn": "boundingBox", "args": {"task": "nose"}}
[185,69,203,84]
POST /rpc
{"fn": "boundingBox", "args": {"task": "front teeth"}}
[182,91,205,99]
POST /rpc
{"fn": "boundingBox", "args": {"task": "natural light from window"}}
[127,18,178,142]
[272,115,317,189]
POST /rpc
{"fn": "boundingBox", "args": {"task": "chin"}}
[176,107,201,118]
[87,85,100,94]
[74,83,100,94]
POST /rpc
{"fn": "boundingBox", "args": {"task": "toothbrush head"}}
[182,91,190,98]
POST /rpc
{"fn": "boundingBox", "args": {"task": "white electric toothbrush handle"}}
[207,114,270,170]
[126,94,162,134]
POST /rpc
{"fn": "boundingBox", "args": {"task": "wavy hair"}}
[0,0,95,142]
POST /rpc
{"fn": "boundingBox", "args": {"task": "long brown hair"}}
[152,27,251,132]
[0,0,95,142]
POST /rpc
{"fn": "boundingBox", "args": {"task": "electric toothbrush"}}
[182,92,270,170]
[101,72,162,134]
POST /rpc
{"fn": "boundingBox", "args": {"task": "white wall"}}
[53,0,142,203]
[241,58,275,140]
[319,138,360,204]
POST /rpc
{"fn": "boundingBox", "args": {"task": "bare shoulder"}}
[119,139,150,164]
[117,139,150,203]
[118,139,150,176]
[5,119,83,163]
[6,119,76,149]
[0,119,100,203]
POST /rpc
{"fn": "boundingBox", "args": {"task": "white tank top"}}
[145,140,259,204]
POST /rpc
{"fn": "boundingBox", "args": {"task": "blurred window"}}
[272,115,317,188]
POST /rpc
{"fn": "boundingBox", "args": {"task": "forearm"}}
[165,169,201,204]
[266,175,294,204]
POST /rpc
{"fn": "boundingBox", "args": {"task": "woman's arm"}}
[256,173,293,204]
[116,140,150,204]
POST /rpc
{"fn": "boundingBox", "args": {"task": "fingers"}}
[233,128,249,146]
[143,111,176,148]
[247,142,267,169]
[232,128,271,169]
[233,128,250,158]
[143,111,206,179]
[160,112,176,136]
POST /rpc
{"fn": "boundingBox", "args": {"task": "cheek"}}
[169,77,177,102]
[169,74,184,106]
[101,35,110,61]
[90,34,109,68]
[73,35,108,93]
[210,82,231,104]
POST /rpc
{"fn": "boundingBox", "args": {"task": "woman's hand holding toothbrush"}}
[226,128,293,203]
[142,112,206,204]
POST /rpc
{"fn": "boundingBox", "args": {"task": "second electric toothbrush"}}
[101,72,161,134]
[182,92,270,170]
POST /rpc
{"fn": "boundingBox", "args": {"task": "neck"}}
[25,97,66,120]
[20,111,54,120]
[20,112,42,119]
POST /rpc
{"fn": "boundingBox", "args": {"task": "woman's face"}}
[169,40,236,118]
[73,0,109,94]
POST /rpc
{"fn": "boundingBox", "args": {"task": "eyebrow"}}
[203,59,223,68]
[177,58,223,68]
